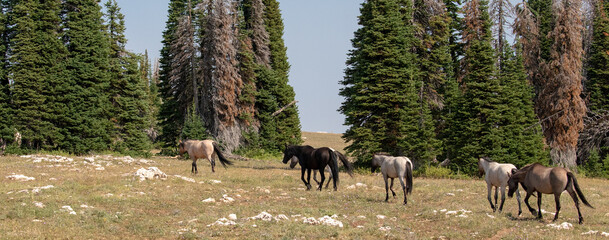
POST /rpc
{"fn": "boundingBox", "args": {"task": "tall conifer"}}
[59,0,112,153]
[587,0,609,111]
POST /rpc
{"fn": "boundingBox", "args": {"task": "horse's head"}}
[371,155,382,173]
[477,157,486,177]
[282,146,295,164]
[178,141,186,156]
[507,168,519,198]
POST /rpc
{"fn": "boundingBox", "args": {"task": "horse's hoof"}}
[518,211,522,216]
[579,218,584,224]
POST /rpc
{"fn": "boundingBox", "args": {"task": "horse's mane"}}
[373,152,391,156]
[513,163,542,178]
[480,157,495,163]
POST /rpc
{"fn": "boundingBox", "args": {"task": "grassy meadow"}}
[1,132,609,239]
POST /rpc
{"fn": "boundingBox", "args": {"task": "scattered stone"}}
[379,226,391,231]
[207,218,236,227]
[376,215,386,219]
[228,214,237,220]
[34,202,45,208]
[32,185,54,193]
[202,198,215,203]
[61,206,76,215]
[134,167,167,181]
[249,211,273,221]
[274,214,289,222]
[446,193,455,196]
[486,213,495,219]
[318,215,343,228]
[546,222,573,230]
[220,194,235,203]
[6,174,35,181]
[582,230,598,235]
[209,180,222,184]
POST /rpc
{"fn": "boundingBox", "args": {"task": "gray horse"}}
[478,157,521,215]
[371,154,413,205]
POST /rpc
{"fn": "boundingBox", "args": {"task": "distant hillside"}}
[301,132,348,153]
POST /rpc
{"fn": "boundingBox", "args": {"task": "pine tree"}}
[262,0,301,147]
[587,0,609,111]
[59,0,113,153]
[0,0,13,147]
[105,0,152,153]
[158,0,191,148]
[340,0,433,165]
[11,0,65,149]
[444,0,502,174]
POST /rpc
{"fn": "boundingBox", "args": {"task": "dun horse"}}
[371,154,413,205]
[178,140,232,174]
[508,163,593,224]
[282,145,354,191]
[478,157,522,215]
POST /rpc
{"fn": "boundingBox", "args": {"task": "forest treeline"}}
[340,0,609,176]
[0,0,302,157]
[0,0,608,177]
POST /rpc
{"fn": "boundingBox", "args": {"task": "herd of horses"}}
[178,139,595,224]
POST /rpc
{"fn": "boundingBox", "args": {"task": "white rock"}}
[376,215,386,219]
[207,218,236,227]
[209,180,222,184]
[581,230,598,235]
[546,222,573,230]
[6,174,35,181]
[379,226,391,231]
[34,202,45,208]
[303,217,319,225]
[228,214,237,220]
[274,214,289,221]
[202,198,216,203]
[249,211,273,221]
[61,206,76,215]
[134,167,167,181]
[318,215,343,228]
[32,185,54,193]
[220,194,235,203]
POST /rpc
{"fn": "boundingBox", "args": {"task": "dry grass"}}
[2,153,609,239]
[301,131,348,153]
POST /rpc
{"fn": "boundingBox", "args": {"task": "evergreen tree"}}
[0,0,14,146]
[59,0,112,153]
[496,43,547,167]
[262,0,301,147]
[444,0,502,174]
[105,0,152,153]
[340,0,433,165]
[11,0,65,149]
[587,0,609,111]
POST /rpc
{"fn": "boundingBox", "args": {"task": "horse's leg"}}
[306,169,312,190]
[498,186,506,213]
[524,192,536,216]
[208,158,215,173]
[536,191,543,219]
[494,187,499,211]
[487,183,495,211]
[389,178,396,197]
[384,175,389,202]
[318,169,325,191]
[516,189,522,216]
[398,175,407,205]
[325,166,332,189]
[301,168,310,190]
[313,171,320,185]
[552,193,561,222]
[191,158,198,174]
[566,187,583,224]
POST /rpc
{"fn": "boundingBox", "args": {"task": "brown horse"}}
[178,140,232,173]
[507,163,593,224]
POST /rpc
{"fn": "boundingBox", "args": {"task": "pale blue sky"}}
[115,0,365,134]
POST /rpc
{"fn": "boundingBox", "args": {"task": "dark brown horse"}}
[282,145,354,191]
[507,163,593,224]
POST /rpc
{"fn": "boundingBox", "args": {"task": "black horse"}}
[282,145,354,191]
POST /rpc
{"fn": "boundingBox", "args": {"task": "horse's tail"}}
[405,160,413,195]
[329,149,340,186]
[567,172,594,208]
[212,142,233,168]
[334,150,354,177]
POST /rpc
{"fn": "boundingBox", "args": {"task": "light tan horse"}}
[508,163,594,224]
[478,157,522,215]
[178,140,232,173]
[371,154,413,205]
